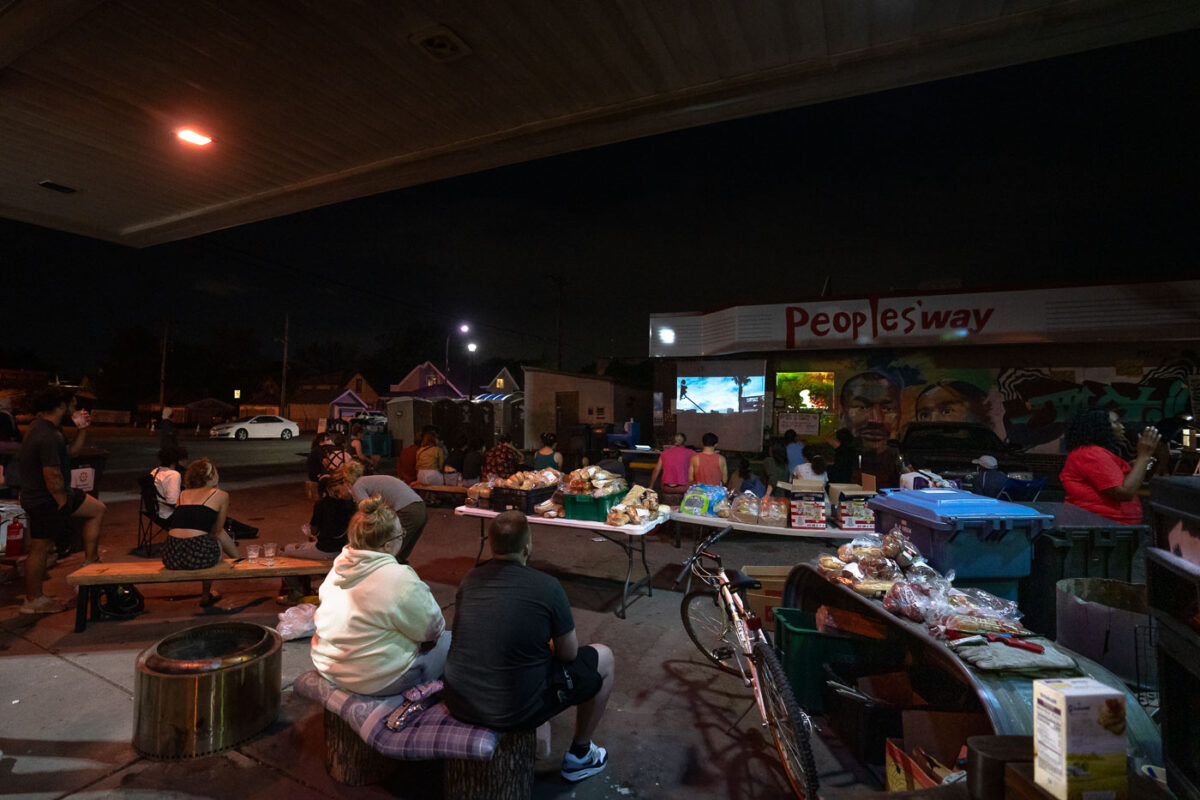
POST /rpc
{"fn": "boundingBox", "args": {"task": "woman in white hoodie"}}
[310,495,449,696]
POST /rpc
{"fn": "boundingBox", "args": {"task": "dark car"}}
[898,422,1028,486]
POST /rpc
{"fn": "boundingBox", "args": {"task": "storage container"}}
[562,492,621,522]
[773,608,900,713]
[1017,502,1142,636]
[1147,547,1200,800]
[488,485,557,515]
[868,488,1053,601]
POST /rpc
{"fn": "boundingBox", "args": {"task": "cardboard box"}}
[902,710,992,767]
[828,483,877,530]
[780,480,827,529]
[1033,678,1128,800]
[885,738,939,791]
[741,565,791,632]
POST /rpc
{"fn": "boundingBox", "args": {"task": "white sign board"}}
[777,412,820,436]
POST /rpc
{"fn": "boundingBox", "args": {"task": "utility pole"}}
[158,320,168,410]
[279,313,289,413]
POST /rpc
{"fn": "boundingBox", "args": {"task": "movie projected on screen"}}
[674,360,766,451]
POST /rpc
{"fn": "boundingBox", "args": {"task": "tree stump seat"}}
[294,670,534,800]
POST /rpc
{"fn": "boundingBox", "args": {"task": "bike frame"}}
[691,545,773,723]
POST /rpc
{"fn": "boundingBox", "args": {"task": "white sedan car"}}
[210,415,301,441]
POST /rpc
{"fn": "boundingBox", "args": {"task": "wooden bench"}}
[66,556,332,633]
[411,482,469,506]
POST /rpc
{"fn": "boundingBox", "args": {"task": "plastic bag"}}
[758,497,789,527]
[680,484,728,516]
[728,491,760,524]
[837,534,884,563]
[276,603,318,641]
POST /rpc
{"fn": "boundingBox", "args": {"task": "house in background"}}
[390,361,464,399]
[287,387,370,431]
[483,367,521,395]
[296,372,379,408]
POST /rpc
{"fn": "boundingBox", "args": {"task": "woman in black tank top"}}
[163,458,238,606]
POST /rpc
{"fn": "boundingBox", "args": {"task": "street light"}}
[466,342,478,400]
[444,323,470,373]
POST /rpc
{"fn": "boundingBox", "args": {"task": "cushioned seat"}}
[292,669,497,761]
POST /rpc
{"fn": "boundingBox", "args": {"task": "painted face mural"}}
[840,371,901,454]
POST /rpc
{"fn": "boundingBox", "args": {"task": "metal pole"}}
[279,313,289,413]
[158,320,168,410]
[445,334,450,373]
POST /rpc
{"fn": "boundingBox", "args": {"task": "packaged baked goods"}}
[728,491,761,524]
[565,466,626,497]
[758,497,789,527]
[837,534,885,563]
[858,554,901,580]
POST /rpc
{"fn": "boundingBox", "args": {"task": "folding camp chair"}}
[136,473,171,556]
[996,476,1046,502]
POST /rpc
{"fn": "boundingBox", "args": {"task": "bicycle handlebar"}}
[673,525,734,586]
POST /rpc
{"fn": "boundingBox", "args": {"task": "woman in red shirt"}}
[1060,408,1160,524]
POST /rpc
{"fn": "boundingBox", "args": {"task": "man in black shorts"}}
[443,511,614,783]
[17,385,107,614]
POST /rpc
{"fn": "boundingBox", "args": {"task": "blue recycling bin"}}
[868,488,1054,600]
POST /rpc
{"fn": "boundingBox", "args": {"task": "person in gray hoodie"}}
[310,495,448,696]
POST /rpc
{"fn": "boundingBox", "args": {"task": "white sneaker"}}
[561,742,608,782]
[20,595,67,615]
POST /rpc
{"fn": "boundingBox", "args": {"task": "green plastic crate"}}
[563,493,621,522]
[773,608,899,713]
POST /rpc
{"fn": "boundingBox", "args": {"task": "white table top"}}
[668,510,864,539]
[455,505,668,537]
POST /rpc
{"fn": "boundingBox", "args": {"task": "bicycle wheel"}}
[681,589,740,676]
[752,640,819,799]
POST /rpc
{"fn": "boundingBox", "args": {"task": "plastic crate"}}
[1146,548,1200,800]
[562,493,621,522]
[868,489,1052,600]
[488,485,557,515]
[1017,502,1142,636]
[773,608,899,713]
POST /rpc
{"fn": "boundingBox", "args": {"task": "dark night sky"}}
[4,29,1198,382]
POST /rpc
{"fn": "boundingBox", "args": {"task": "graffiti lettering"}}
[786,299,996,348]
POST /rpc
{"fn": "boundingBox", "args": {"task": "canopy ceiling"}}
[2,0,1196,247]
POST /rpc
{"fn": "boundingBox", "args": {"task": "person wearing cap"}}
[971,454,1008,497]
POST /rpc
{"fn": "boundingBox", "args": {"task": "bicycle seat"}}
[724,569,761,592]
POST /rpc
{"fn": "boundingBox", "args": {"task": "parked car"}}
[898,422,1027,484]
[210,415,300,440]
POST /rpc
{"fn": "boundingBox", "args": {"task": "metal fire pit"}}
[134,621,282,759]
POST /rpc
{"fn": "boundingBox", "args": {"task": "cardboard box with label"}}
[780,480,827,529]
[828,483,877,530]
[1033,678,1128,800]
[741,565,791,632]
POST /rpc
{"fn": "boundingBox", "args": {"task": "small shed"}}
[288,389,369,431]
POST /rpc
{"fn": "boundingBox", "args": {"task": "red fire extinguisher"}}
[4,518,24,557]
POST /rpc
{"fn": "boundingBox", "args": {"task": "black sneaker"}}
[560,742,608,783]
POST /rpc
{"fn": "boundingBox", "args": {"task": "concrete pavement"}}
[0,477,876,799]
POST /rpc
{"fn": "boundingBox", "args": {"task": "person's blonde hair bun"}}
[347,494,402,551]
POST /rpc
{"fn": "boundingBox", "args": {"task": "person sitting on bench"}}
[442,511,614,784]
[310,495,449,696]
[279,463,358,603]
[163,458,239,607]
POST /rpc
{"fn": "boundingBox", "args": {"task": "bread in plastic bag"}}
[728,491,761,524]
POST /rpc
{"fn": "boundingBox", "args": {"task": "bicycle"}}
[675,525,819,799]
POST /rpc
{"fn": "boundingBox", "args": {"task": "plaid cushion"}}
[293,670,498,761]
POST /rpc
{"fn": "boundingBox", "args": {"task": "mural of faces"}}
[840,372,900,454]
[914,380,992,425]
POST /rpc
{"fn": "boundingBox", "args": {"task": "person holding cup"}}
[163,458,238,607]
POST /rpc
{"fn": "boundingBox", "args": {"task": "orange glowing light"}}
[176,129,212,146]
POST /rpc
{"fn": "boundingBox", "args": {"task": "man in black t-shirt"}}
[443,511,613,783]
[17,385,107,615]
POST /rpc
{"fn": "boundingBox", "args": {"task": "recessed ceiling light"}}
[176,129,212,146]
